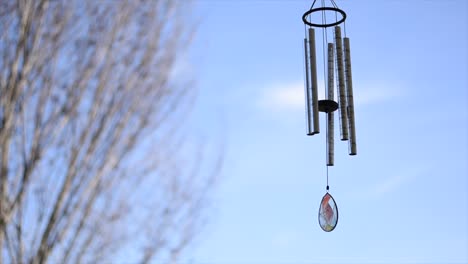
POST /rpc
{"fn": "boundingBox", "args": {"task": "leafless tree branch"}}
[0,0,220,263]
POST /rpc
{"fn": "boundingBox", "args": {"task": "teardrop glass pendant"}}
[318,192,338,232]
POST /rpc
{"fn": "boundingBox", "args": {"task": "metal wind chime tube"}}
[344,37,357,155]
[308,28,320,135]
[334,26,348,141]
[303,38,314,135]
[327,43,335,166]
[301,0,358,232]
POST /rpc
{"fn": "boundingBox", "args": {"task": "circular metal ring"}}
[302,7,347,28]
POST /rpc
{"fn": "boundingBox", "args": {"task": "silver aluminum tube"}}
[344,37,357,155]
[308,28,320,134]
[334,26,348,140]
[303,38,313,135]
[327,43,335,166]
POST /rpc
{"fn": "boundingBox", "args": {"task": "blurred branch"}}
[0,0,221,263]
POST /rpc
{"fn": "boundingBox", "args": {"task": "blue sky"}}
[185,0,468,263]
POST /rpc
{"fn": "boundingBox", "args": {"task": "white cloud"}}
[367,165,427,199]
[354,83,402,106]
[258,81,324,112]
[258,80,403,112]
[371,172,411,197]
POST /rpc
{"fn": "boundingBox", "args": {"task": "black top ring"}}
[302,7,347,28]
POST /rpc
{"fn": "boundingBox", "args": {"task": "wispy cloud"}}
[366,165,428,199]
[258,80,403,112]
[258,81,323,112]
[355,83,402,106]
[371,172,412,197]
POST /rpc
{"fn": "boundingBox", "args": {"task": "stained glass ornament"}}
[318,192,338,232]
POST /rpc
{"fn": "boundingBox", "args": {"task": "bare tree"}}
[0,0,220,263]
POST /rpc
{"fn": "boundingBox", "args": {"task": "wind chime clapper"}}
[301,1,357,232]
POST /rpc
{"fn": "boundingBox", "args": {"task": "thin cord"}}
[324,2,328,41]
[321,0,327,97]
[322,0,328,192]
[331,0,338,22]
[326,165,329,191]
[331,0,338,8]
[310,0,317,10]
[344,21,347,37]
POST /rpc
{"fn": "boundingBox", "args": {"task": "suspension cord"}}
[331,0,338,22]
[322,0,330,192]
[326,165,329,191]
[310,0,317,10]
[344,21,347,37]
[321,0,327,97]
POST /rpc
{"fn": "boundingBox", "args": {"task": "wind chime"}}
[302,0,357,232]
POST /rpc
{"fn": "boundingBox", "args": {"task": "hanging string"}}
[330,0,338,23]
[344,21,347,37]
[321,0,327,97]
[326,165,329,191]
[324,2,328,42]
[322,0,329,193]
[310,0,317,10]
